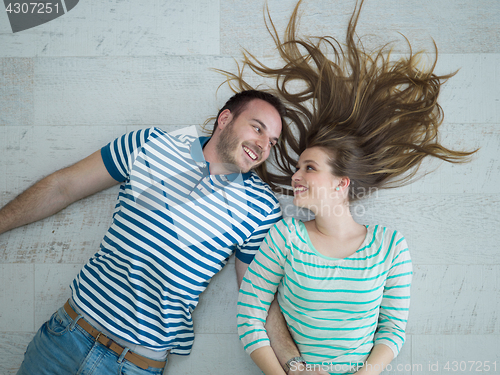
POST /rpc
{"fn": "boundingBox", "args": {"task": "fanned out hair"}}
[216,0,476,199]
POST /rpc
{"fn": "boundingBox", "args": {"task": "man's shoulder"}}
[244,172,280,203]
[166,125,205,143]
[141,126,206,157]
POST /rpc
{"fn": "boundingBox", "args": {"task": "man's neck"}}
[202,138,241,175]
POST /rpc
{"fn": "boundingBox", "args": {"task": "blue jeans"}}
[17,305,166,375]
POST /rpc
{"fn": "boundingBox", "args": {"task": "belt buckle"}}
[96,332,113,348]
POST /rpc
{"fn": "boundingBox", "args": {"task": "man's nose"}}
[256,135,270,152]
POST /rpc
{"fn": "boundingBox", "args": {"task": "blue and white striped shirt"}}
[71,126,282,354]
[237,218,412,374]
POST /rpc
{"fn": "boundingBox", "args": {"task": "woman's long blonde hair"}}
[218,0,476,199]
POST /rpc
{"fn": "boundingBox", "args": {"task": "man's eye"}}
[254,126,261,132]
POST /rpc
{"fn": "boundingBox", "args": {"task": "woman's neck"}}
[311,203,362,238]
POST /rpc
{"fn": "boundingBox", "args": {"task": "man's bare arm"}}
[0,150,118,235]
[265,296,301,367]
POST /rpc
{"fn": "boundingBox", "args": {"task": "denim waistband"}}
[68,298,170,361]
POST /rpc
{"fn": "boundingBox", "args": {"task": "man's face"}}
[215,99,282,173]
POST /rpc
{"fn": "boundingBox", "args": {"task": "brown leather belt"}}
[63,301,166,370]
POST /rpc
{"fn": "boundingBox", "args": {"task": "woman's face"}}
[291,147,343,212]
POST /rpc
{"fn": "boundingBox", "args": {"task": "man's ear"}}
[217,109,233,130]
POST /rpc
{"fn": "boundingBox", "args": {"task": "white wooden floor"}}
[1,0,499,374]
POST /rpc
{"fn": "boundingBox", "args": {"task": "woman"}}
[238,143,410,375]
[234,0,475,374]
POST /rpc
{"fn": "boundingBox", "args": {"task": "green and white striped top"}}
[237,217,412,374]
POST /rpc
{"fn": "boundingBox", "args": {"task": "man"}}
[0,90,324,375]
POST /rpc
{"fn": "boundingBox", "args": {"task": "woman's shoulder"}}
[366,224,405,240]
[365,224,408,255]
[275,216,302,229]
[270,217,304,240]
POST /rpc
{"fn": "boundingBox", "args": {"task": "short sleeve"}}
[235,197,282,264]
[101,128,154,182]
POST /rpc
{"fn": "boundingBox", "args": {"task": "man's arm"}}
[0,150,118,235]
[235,258,328,375]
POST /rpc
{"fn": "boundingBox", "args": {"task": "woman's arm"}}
[237,221,304,374]
[361,232,412,374]
[237,257,328,375]
[373,234,412,356]
[250,346,288,375]
[237,227,285,355]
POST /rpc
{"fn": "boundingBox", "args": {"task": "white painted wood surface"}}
[1,0,499,374]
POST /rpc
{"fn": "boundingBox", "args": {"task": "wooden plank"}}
[34,264,82,329]
[221,0,500,57]
[0,0,220,57]
[0,5,10,34]
[192,262,238,334]
[437,55,500,125]
[34,56,237,126]
[408,265,500,335]
[0,127,6,195]
[430,124,500,194]
[31,54,500,129]
[350,193,500,265]
[0,192,116,264]
[412,335,500,374]
[166,334,414,374]
[2,125,127,193]
[0,264,35,332]
[165,333,261,375]
[0,333,34,375]
[0,58,34,126]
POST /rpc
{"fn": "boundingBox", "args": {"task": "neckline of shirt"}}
[195,136,252,181]
[297,219,371,262]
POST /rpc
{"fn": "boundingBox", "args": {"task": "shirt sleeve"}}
[235,198,282,264]
[237,219,288,354]
[101,128,154,182]
[374,233,412,358]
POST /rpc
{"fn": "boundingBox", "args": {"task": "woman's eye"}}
[306,166,314,171]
